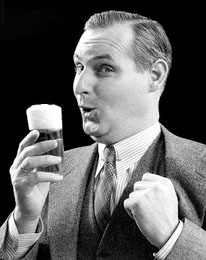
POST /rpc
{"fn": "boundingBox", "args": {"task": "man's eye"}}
[74,64,84,73]
[97,65,113,74]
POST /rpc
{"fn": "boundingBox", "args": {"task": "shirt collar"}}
[97,121,161,175]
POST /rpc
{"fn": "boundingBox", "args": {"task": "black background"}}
[1,1,205,224]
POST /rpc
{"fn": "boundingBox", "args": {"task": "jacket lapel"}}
[48,143,98,260]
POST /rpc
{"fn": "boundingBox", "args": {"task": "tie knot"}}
[104,145,116,163]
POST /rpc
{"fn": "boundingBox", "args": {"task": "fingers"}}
[141,173,172,185]
[125,173,173,215]
[20,155,62,172]
[124,200,134,219]
[26,170,63,186]
[133,181,153,190]
[11,154,63,186]
[124,190,146,218]
[124,189,146,214]
[10,132,63,187]
[13,139,58,169]
[133,173,172,190]
[133,173,160,191]
[142,172,162,181]
[12,169,63,190]
[17,130,39,156]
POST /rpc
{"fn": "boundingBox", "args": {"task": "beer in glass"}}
[26,104,64,173]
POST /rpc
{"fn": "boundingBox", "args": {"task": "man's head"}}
[73,11,172,144]
[84,10,172,76]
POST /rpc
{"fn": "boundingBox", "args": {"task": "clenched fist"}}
[124,173,179,249]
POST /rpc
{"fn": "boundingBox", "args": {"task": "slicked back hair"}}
[84,10,172,74]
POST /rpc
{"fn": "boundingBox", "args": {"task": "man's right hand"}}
[10,130,63,234]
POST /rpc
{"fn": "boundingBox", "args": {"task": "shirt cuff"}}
[153,220,183,260]
[3,212,43,260]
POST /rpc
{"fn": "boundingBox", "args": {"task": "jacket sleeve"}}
[0,218,9,260]
[0,217,39,260]
[166,218,206,260]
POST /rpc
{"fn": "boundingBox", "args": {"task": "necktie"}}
[94,145,116,232]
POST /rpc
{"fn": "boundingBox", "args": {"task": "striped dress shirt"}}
[95,121,161,214]
[3,122,183,260]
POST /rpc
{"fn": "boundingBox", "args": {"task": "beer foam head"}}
[26,104,62,130]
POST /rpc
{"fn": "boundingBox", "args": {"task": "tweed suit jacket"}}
[0,126,206,260]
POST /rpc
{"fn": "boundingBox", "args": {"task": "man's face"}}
[73,23,153,144]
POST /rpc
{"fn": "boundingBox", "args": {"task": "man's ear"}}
[149,59,169,92]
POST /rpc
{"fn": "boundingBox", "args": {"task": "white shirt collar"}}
[96,122,161,177]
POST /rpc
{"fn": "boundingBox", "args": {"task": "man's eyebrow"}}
[92,54,114,61]
[73,53,114,62]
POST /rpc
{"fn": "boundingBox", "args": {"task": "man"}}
[0,10,206,260]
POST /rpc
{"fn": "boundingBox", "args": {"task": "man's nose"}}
[73,70,93,96]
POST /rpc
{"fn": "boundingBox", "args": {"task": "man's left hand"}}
[124,173,179,248]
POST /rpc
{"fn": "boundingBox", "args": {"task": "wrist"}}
[153,220,183,259]
[14,207,40,234]
[155,219,179,249]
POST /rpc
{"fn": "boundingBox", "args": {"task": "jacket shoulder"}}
[161,125,206,178]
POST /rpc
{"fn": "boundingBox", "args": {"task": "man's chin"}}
[83,125,106,142]
[83,123,100,137]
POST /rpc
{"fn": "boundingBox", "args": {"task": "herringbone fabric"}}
[94,145,116,232]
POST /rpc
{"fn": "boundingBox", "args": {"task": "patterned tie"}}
[94,145,116,232]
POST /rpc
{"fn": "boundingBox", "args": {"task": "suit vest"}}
[77,133,165,260]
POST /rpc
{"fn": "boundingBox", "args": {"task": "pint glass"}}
[26,104,64,173]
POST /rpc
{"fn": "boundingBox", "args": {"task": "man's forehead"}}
[74,23,133,60]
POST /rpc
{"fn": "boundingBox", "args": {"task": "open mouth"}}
[82,107,93,113]
[80,106,95,116]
